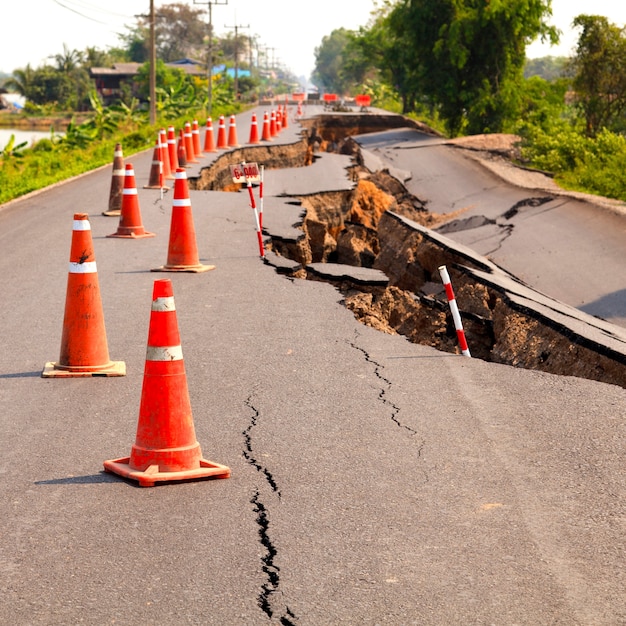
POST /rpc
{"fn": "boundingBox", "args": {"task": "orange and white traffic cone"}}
[216,115,228,149]
[159,128,173,179]
[108,164,155,239]
[152,168,215,273]
[192,119,203,156]
[183,122,198,163]
[103,278,230,487]
[296,100,303,118]
[203,117,217,153]
[167,125,179,171]
[281,104,288,129]
[261,111,272,141]
[177,129,188,168]
[275,107,282,133]
[248,112,260,144]
[144,137,169,191]
[227,114,239,147]
[103,142,125,216]
[43,213,125,377]
[269,110,277,137]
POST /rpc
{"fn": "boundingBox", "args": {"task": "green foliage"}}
[125,3,207,62]
[344,0,558,136]
[524,56,569,80]
[568,15,626,137]
[312,28,353,94]
[81,91,120,138]
[520,120,626,201]
[6,45,93,111]
[0,121,154,204]
[513,76,572,134]
[0,134,28,160]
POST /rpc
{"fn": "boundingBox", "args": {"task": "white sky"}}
[2,1,626,79]
[526,0,626,58]
[0,0,377,80]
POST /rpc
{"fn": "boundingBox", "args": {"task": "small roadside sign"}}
[230,162,261,183]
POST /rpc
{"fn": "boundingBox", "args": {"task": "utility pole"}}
[267,47,276,70]
[194,0,228,115]
[149,0,156,124]
[224,20,249,101]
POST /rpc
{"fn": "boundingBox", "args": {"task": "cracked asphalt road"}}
[355,128,626,329]
[0,106,625,624]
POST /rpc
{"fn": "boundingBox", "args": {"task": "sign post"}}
[230,162,264,258]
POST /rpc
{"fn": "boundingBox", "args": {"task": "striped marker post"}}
[438,265,471,357]
[241,162,265,259]
[259,165,264,231]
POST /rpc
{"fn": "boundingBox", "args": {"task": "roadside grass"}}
[0,107,237,206]
[0,128,154,204]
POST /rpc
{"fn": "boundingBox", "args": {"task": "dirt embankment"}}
[193,114,626,389]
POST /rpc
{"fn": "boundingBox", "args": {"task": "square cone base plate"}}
[151,264,215,273]
[42,360,126,378]
[103,457,231,487]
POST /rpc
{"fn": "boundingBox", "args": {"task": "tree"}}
[52,44,92,110]
[524,56,569,81]
[53,44,83,73]
[312,28,353,93]
[155,3,207,61]
[6,65,73,108]
[383,0,558,136]
[121,3,207,63]
[568,15,626,137]
[117,26,150,63]
[4,65,36,99]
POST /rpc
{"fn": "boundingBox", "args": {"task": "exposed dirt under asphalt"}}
[190,114,626,389]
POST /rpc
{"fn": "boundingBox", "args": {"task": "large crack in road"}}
[192,113,626,391]
[243,392,297,623]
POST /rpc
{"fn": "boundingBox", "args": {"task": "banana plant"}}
[0,134,28,161]
[82,90,119,139]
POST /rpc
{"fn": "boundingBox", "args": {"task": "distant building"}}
[0,89,25,110]
[89,59,206,104]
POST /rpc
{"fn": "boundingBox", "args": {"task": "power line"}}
[52,0,108,24]
[56,0,131,19]
[52,0,137,27]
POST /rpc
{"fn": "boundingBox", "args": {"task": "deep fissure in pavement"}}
[192,114,626,389]
[243,394,280,496]
[244,395,297,624]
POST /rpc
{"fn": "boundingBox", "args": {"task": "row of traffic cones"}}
[45,108,289,487]
[44,165,212,377]
[107,110,290,213]
[44,169,227,487]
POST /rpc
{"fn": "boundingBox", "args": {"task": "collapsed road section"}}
[192,112,626,389]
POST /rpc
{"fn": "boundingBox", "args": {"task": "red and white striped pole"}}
[259,165,264,231]
[438,265,471,357]
[241,162,265,259]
